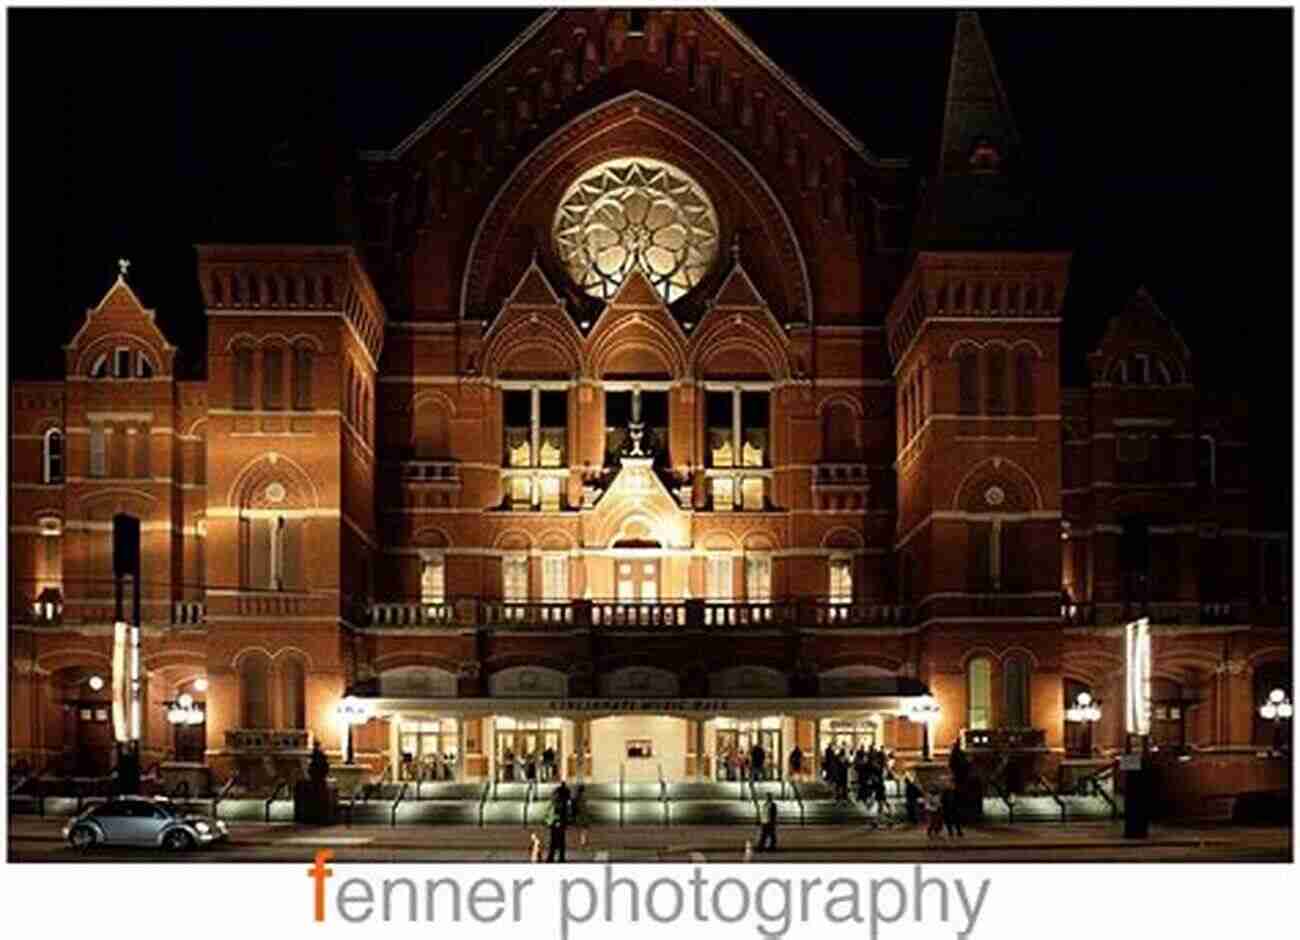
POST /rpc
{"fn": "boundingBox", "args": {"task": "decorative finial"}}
[730,232,741,263]
[117,258,131,279]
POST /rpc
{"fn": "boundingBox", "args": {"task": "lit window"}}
[745,554,772,602]
[968,658,992,730]
[740,477,764,511]
[829,556,853,603]
[508,476,531,510]
[542,555,569,601]
[711,476,734,512]
[421,554,446,613]
[538,476,561,512]
[707,555,734,601]
[503,556,529,605]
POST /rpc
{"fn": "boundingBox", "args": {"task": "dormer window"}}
[90,353,110,379]
[114,347,132,379]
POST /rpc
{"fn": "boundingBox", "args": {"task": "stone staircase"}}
[10,775,1121,826]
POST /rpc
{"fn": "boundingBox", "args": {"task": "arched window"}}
[239,652,272,729]
[985,346,1008,414]
[280,655,307,730]
[233,345,255,410]
[967,657,992,730]
[957,349,979,415]
[90,353,110,379]
[292,344,314,410]
[1014,350,1035,416]
[1003,654,1031,728]
[42,429,64,484]
[262,345,284,410]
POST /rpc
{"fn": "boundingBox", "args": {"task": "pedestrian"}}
[789,745,804,781]
[750,741,766,782]
[948,738,970,788]
[904,774,922,825]
[503,747,515,782]
[925,789,944,838]
[836,754,850,803]
[941,784,963,838]
[822,743,836,782]
[873,767,890,817]
[757,793,778,851]
[545,799,568,862]
[528,830,544,863]
[542,745,556,782]
[525,753,538,785]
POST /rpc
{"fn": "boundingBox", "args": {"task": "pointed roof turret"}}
[938,12,1021,178]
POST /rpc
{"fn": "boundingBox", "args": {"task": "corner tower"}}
[886,13,1072,754]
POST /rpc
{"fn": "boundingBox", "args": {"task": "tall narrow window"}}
[706,390,734,467]
[421,554,446,612]
[1003,655,1031,728]
[503,556,529,603]
[114,347,132,379]
[986,346,1007,414]
[292,344,314,410]
[239,652,271,729]
[109,427,127,479]
[503,390,532,467]
[233,345,255,410]
[745,554,772,602]
[281,656,306,730]
[967,658,992,730]
[542,555,569,601]
[43,429,64,483]
[967,522,994,592]
[1015,350,1035,416]
[538,390,567,467]
[740,391,769,467]
[829,556,854,602]
[958,350,979,415]
[707,554,734,601]
[262,346,284,410]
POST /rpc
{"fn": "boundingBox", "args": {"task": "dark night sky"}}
[6,7,1293,481]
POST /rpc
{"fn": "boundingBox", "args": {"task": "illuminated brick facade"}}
[8,11,1289,794]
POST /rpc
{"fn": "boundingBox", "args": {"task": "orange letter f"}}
[309,849,335,922]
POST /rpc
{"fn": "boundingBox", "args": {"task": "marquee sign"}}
[546,699,732,714]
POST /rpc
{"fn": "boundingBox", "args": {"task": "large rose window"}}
[553,158,719,304]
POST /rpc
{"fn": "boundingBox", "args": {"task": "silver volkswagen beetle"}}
[63,797,228,851]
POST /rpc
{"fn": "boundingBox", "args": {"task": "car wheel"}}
[162,829,195,852]
[68,825,97,852]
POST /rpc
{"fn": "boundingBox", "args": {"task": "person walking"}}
[525,753,538,786]
[503,747,515,782]
[542,745,556,782]
[751,741,766,782]
[789,745,804,781]
[757,793,778,851]
[925,789,944,839]
[822,743,836,783]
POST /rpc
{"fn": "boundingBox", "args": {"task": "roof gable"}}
[63,267,177,377]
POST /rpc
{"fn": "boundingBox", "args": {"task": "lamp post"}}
[1258,688,1293,755]
[1065,691,1103,757]
[163,694,206,762]
[912,699,941,761]
[336,696,372,766]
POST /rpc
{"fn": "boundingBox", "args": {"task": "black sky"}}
[6,7,1293,461]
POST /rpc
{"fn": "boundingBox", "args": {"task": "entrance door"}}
[65,701,112,777]
[399,718,459,781]
[715,722,783,781]
[494,722,562,782]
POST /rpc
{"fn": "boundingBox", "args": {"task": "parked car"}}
[63,797,228,851]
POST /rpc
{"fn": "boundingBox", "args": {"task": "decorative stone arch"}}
[537,529,575,551]
[460,91,814,324]
[77,332,164,377]
[36,648,112,675]
[953,456,1043,513]
[958,646,1002,671]
[412,526,454,548]
[230,645,277,672]
[372,651,465,674]
[609,512,670,548]
[78,488,157,521]
[818,393,864,461]
[482,308,586,378]
[183,416,208,438]
[691,332,791,381]
[376,664,459,698]
[820,526,864,550]
[407,389,458,458]
[227,452,321,510]
[998,645,1042,669]
[493,529,534,551]
[819,662,907,696]
[223,331,261,352]
[947,338,985,360]
[142,648,207,675]
[709,664,789,698]
[739,529,779,552]
[487,664,569,698]
[700,530,739,551]
[586,309,688,379]
[1010,338,1046,359]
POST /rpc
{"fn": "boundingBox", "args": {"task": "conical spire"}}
[938,12,1020,177]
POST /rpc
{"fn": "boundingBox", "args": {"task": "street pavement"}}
[7,817,1291,863]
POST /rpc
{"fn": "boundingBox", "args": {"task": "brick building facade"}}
[8,11,1290,796]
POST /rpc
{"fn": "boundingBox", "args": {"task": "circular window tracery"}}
[553,158,719,304]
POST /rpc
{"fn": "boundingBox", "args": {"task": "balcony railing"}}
[1062,600,1269,627]
[359,597,915,631]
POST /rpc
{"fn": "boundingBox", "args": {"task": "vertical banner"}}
[1125,617,1151,736]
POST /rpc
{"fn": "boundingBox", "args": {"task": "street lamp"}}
[1066,691,1102,756]
[336,696,373,766]
[911,699,941,761]
[164,694,205,727]
[1259,688,1293,754]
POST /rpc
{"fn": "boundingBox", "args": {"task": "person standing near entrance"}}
[941,782,963,838]
[788,745,803,781]
[542,745,556,782]
[822,743,836,783]
[503,746,515,781]
[757,793,778,851]
[750,741,766,782]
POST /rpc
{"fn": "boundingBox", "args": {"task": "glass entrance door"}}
[398,718,459,781]
[818,716,880,774]
[494,717,563,782]
[714,719,783,781]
